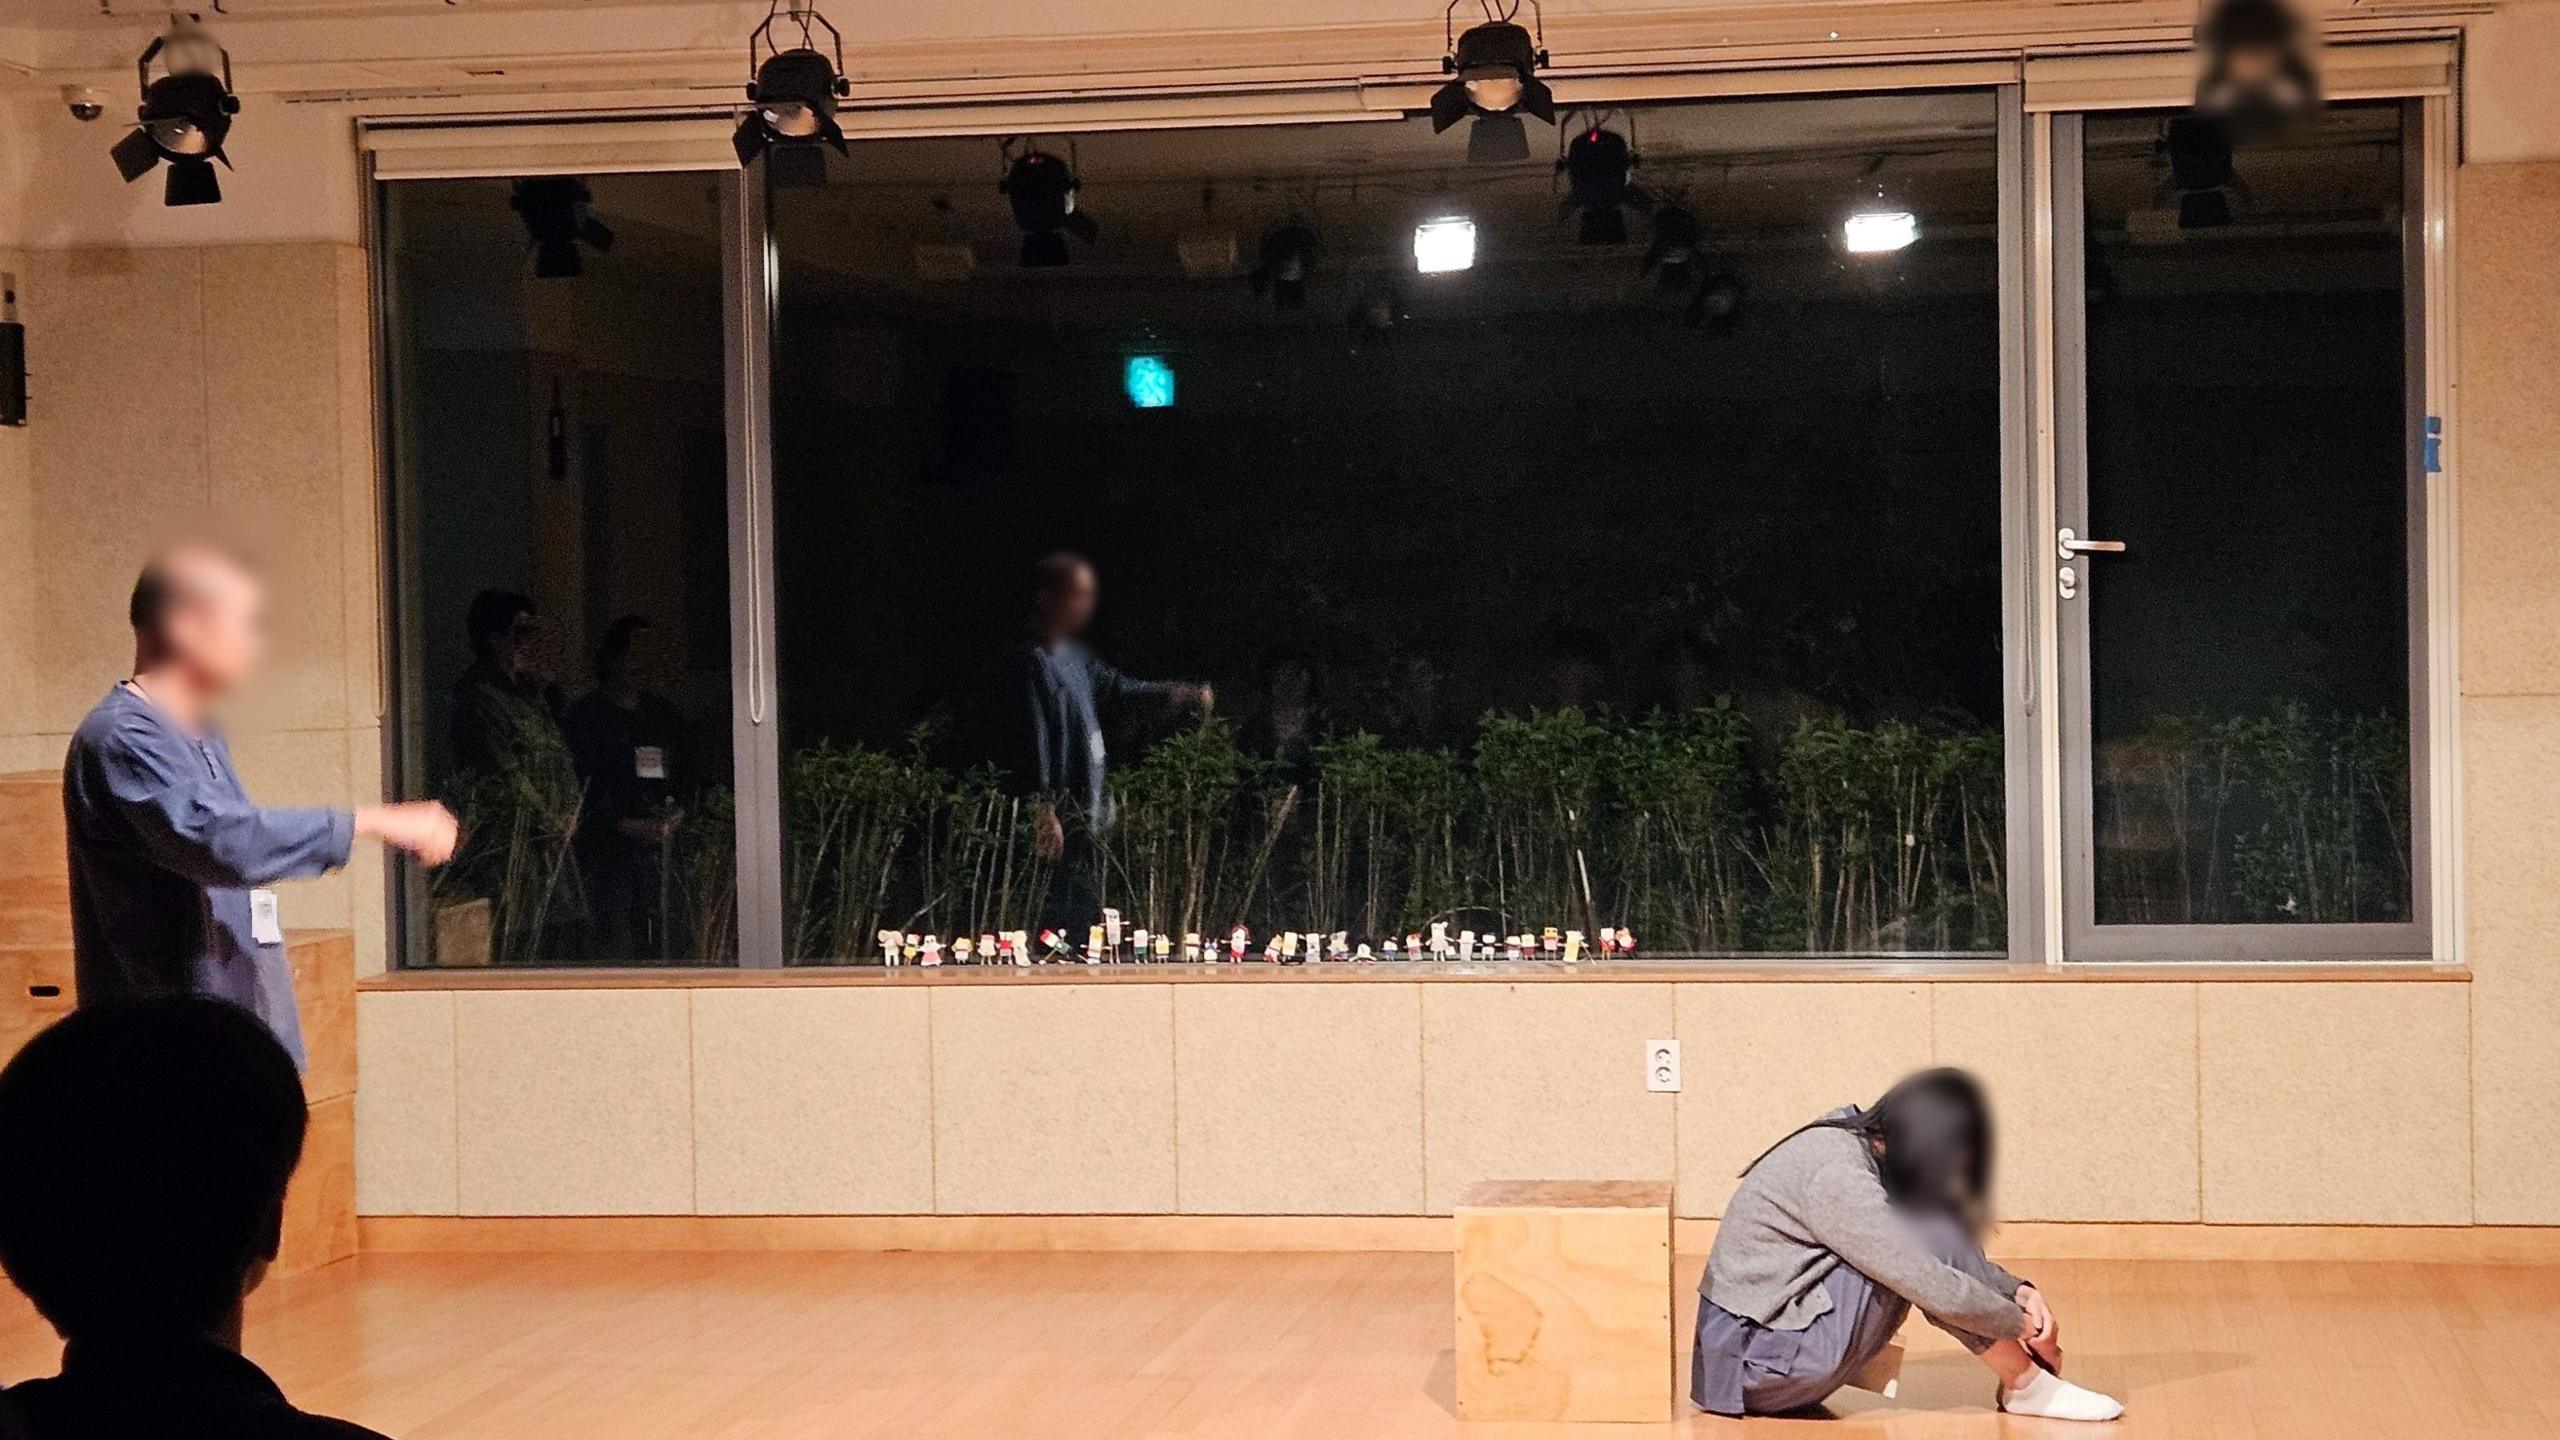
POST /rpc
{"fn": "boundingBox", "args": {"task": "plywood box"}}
[278,1093,357,1275]
[0,772,70,949]
[1454,1179,1674,1423]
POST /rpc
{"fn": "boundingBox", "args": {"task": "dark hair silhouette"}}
[0,998,307,1342]
[595,613,652,683]
[1742,1067,1996,1220]
[465,589,536,660]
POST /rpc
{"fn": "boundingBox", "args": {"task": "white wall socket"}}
[1645,1038,1682,1093]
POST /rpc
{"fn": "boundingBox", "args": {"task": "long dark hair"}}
[1743,1067,1996,1220]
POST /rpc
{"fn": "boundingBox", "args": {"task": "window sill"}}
[359,958,2467,991]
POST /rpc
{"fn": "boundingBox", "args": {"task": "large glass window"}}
[383,171,737,966]
[2063,103,2420,951]
[764,90,2009,962]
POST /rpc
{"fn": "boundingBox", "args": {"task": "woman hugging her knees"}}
[1692,1068,2124,1422]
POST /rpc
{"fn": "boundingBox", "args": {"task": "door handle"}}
[2057,527,2127,560]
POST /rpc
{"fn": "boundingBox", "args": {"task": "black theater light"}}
[2162,115,2239,229]
[109,17,240,208]
[734,3,853,187]
[1559,123,1641,245]
[1001,144,1097,268]
[1251,221,1319,310]
[511,178,617,279]
[1430,0,1553,164]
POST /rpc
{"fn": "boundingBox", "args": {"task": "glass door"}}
[2053,103,2429,960]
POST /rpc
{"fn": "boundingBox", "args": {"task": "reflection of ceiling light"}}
[1001,148,1097,268]
[1413,217,1477,274]
[1250,222,1319,310]
[511,177,616,279]
[1843,210,1918,253]
[1560,126,1641,245]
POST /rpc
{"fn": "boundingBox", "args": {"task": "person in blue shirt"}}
[61,544,458,1068]
[984,552,1211,931]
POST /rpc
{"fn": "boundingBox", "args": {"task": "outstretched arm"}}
[98,722,354,889]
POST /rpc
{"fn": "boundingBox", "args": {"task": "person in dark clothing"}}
[62,545,457,1066]
[1239,645,1323,776]
[563,615,687,961]
[0,997,396,1439]
[450,588,564,776]
[983,553,1212,931]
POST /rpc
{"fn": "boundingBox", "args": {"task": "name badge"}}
[634,746,667,780]
[250,889,283,946]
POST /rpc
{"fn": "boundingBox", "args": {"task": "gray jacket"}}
[1701,1115,2025,1342]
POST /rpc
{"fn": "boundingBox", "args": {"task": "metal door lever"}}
[2057,527,2126,560]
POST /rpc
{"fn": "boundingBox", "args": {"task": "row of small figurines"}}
[875,911,1640,966]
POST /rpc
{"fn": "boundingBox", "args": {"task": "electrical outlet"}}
[1645,1038,1681,1093]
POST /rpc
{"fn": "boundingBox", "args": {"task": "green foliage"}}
[434,704,585,965]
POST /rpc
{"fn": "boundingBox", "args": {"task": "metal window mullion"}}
[1996,84,2051,967]
[722,170,787,969]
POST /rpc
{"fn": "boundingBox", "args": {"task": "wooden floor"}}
[0,1250,2553,1438]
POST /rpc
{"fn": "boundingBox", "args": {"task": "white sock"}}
[1999,1366,2125,1422]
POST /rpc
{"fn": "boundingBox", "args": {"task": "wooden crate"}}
[1454,1180,1674,1423]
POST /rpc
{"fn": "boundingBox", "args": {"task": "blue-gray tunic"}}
[61,686,352,1069]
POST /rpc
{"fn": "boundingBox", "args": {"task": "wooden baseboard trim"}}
[360,1214,2560,1264]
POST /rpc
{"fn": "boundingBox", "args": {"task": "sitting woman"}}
[1692,1068,2123,1422]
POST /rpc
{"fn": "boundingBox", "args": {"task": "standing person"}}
[1693,1068,2124,1422]
[563,615,686,960]
[449,588,563,776]
[0,997,396,1439]
[985,552,1213,931]
[62,545,457,1068]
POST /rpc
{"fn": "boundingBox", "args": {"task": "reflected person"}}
[451,588,564,776]
[990,552,1212,929]
[563,615,686,960]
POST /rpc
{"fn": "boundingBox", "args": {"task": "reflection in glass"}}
[383,172,736,965]
[2081,105,2412,926]
[767,92,2008,961]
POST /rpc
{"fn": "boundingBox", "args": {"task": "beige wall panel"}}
[1174,983,1425,1215]
[355,990,458,1216]
[2200,983,2470,1224]
[0,248,29,750]
[1672,982,1930,1218]
[2463,696,2560,1221]
[455,989,694,1215]
[332,244,384,735]
[1423,983,1675,1215]
[225,727,354,930]
[346,725,389,977]
[692,987,934,1215]
[204,244,349,734]
[20,248,209,738]
[2456,162,2560,696]
[930,985,1176,1214]
[1936,983,2200,1222]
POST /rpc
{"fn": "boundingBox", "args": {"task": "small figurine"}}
[1328,931,1349,962]
[878,928,903,965]
[1616,926,1637,956]
[1382,940,1399,959]
[1230,926,1250,962]
[1459,929,1478,963]
[1085,925,1105,966]
[1354,942,1376,961]
[949,936,971,966]
[1406,931,1424,958]
[1599,926,1619,958]
[1039,927,1063,961]
[1131,927,1151,960]
[978,933,998,964]
[1103,907,1124,958]
[1153,931,1173,961]
[1279,932,1303,965]
[903,932,922,966]
[1430,920,1451,961]
[1562,929,1584,963]
[1182,931,1203,962]
[1541,925,1561,956]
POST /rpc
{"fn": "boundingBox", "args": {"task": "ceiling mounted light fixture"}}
[1000,142,1097,268]
[110,15,240,208]
[1843,209,1919,254]
[511,177,616,279]
[1413,216,1477,274]
[1558,120,1644,245]
[2195,0,2321,139]
[733,3,854,187]
[1431,0,1553,164]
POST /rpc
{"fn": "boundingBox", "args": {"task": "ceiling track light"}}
[109,15,240,208]
[510,177,616,279]
[1431,0,1553,164]
[734,3,854,186]
[1558,115,1645,246]
[1000,139,1097,268]
[2195,0,2322,139]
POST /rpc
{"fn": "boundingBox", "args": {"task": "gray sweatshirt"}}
[1701,1120,2026,1342]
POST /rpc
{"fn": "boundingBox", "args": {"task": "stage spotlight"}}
[1001,147,1096,268]
[1642,201,1701,287]
[2196,0,2320,138]
[109,18,240,208]
[732,4,852,187]
[2161,116,2238,228]
[1431,0,1553,163]
[511,178,617,279]
[1251,221,1319,310]
[1843,209,1919,254]
[1559,126,1642,245]
[1413,217,1477,274]
[1687,271,1743,334]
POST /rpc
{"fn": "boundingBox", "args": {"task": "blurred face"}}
[1040,562,1098,638]
[494,608,539,672]
[162,555,267,695]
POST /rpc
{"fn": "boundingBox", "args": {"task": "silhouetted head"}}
[0,998,307,1344]
[1031,551,1097,641]
[466,589,539,669]
[596,613,655,689]
[129,543,265,695]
